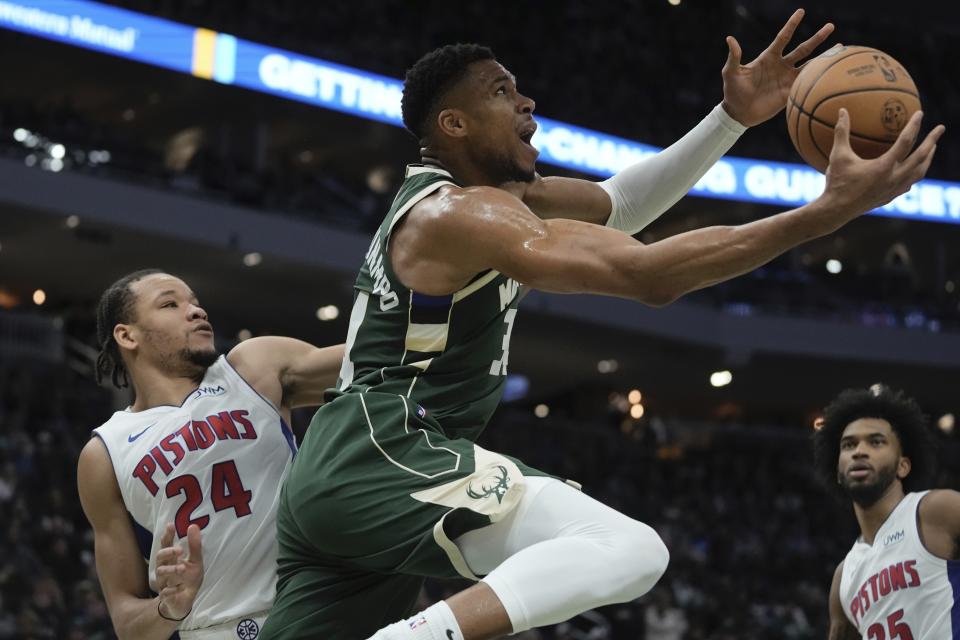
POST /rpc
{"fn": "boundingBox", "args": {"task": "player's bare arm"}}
[827,562,859,640]
[918,489,960,559]
[77,437,200,639]
[502,9,835,228]
[394,108,942,304]
[227,337,345,411]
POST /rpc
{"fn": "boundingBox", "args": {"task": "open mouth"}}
[194,323,214,334]
[518,121,538,146]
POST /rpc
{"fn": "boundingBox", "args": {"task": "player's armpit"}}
[515,175,612,225]
[77,438,180,640]
[827,561,858,640]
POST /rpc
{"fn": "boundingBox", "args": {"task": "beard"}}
[486,147,535,184]
[184,346,219,369]
[838,463,898,508]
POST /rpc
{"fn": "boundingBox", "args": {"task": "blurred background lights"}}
[316,305,340,321]
[710,370,733,387]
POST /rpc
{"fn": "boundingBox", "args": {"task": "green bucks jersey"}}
[332,164,521,442]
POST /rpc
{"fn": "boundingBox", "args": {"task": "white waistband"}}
[179,611,269,640]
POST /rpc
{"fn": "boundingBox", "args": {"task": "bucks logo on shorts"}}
[466,464,511,504]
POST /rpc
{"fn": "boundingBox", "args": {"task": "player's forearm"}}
[600,104,746,234]
[111,595,182,640]
[627,199,835,305]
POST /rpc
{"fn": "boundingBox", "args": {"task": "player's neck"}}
[420,151,501,188]
[128,362,206,411]
[853,483,907,545]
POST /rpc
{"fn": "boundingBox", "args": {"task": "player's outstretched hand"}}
[817,109,945,227]
[155,522,204,622]
[721,8,834,127]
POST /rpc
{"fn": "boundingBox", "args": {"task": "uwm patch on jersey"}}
[93,356,296,631]
[839,491,960,639]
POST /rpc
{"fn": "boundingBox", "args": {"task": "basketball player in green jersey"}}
[261,10,945,640]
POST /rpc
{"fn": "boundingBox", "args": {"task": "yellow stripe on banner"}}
[192,29,217,79]
[405,323,448,353]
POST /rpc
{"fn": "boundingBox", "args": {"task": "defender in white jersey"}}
[77,269,343,640]
[813,385,960,640]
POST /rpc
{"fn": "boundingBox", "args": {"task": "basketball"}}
[786,45,921,173]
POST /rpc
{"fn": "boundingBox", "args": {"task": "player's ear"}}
[114,323,137,352]
[437,108,468,139]
[896,455,911,480]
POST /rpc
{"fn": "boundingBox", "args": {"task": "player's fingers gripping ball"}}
[786,45,920,173]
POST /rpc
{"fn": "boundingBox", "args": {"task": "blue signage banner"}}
[2,0,957,224]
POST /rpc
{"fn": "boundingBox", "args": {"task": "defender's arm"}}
[77,438,186,640]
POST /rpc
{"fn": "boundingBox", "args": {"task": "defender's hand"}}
[721,8,834,127]
[155,523,204,621]
[816,109,944,228]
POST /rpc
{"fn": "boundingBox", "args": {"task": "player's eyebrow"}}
[841,432,888,443]
[489,73,516,87]
[154,289,179,300]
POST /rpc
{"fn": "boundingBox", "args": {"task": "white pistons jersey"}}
[839,491,959,639]
[93,356,297,632]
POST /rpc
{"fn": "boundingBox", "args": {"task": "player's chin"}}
[513,155,538,183]
[187,345,219,368]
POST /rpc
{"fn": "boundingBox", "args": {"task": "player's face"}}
[837,418,910,507]
[125,274,218,374]
[457,60,538,183]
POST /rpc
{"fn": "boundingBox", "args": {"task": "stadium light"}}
[939,413,955,434]
[316,305,339,321]
[242,252,262,267]
[630,403,645,419]
[710,370,733,387]
[33,289,47,305]
[628,389,642,404]
[534,404,550,418]
[826,259,843,274]
[597,359,618,373]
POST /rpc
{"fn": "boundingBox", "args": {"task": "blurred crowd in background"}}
[1,357,957,639]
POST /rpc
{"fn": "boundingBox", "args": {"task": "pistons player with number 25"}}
[814,385,960,640]
[77,270,343,640]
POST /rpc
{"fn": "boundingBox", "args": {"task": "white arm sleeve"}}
[599,103,746,234]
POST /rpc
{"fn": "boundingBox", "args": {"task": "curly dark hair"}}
[95,269,165,389]
[401,43,496,139]
[812,384,937,497]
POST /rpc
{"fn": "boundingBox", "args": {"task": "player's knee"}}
[607,520,670,600]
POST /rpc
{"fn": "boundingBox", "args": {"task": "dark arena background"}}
[1,1,958,638]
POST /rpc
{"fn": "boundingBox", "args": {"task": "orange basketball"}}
[786,45,921,173]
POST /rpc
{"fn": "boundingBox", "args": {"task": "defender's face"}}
[457,60,538,182]
[124,274,216,371]
[837,418,909,506]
